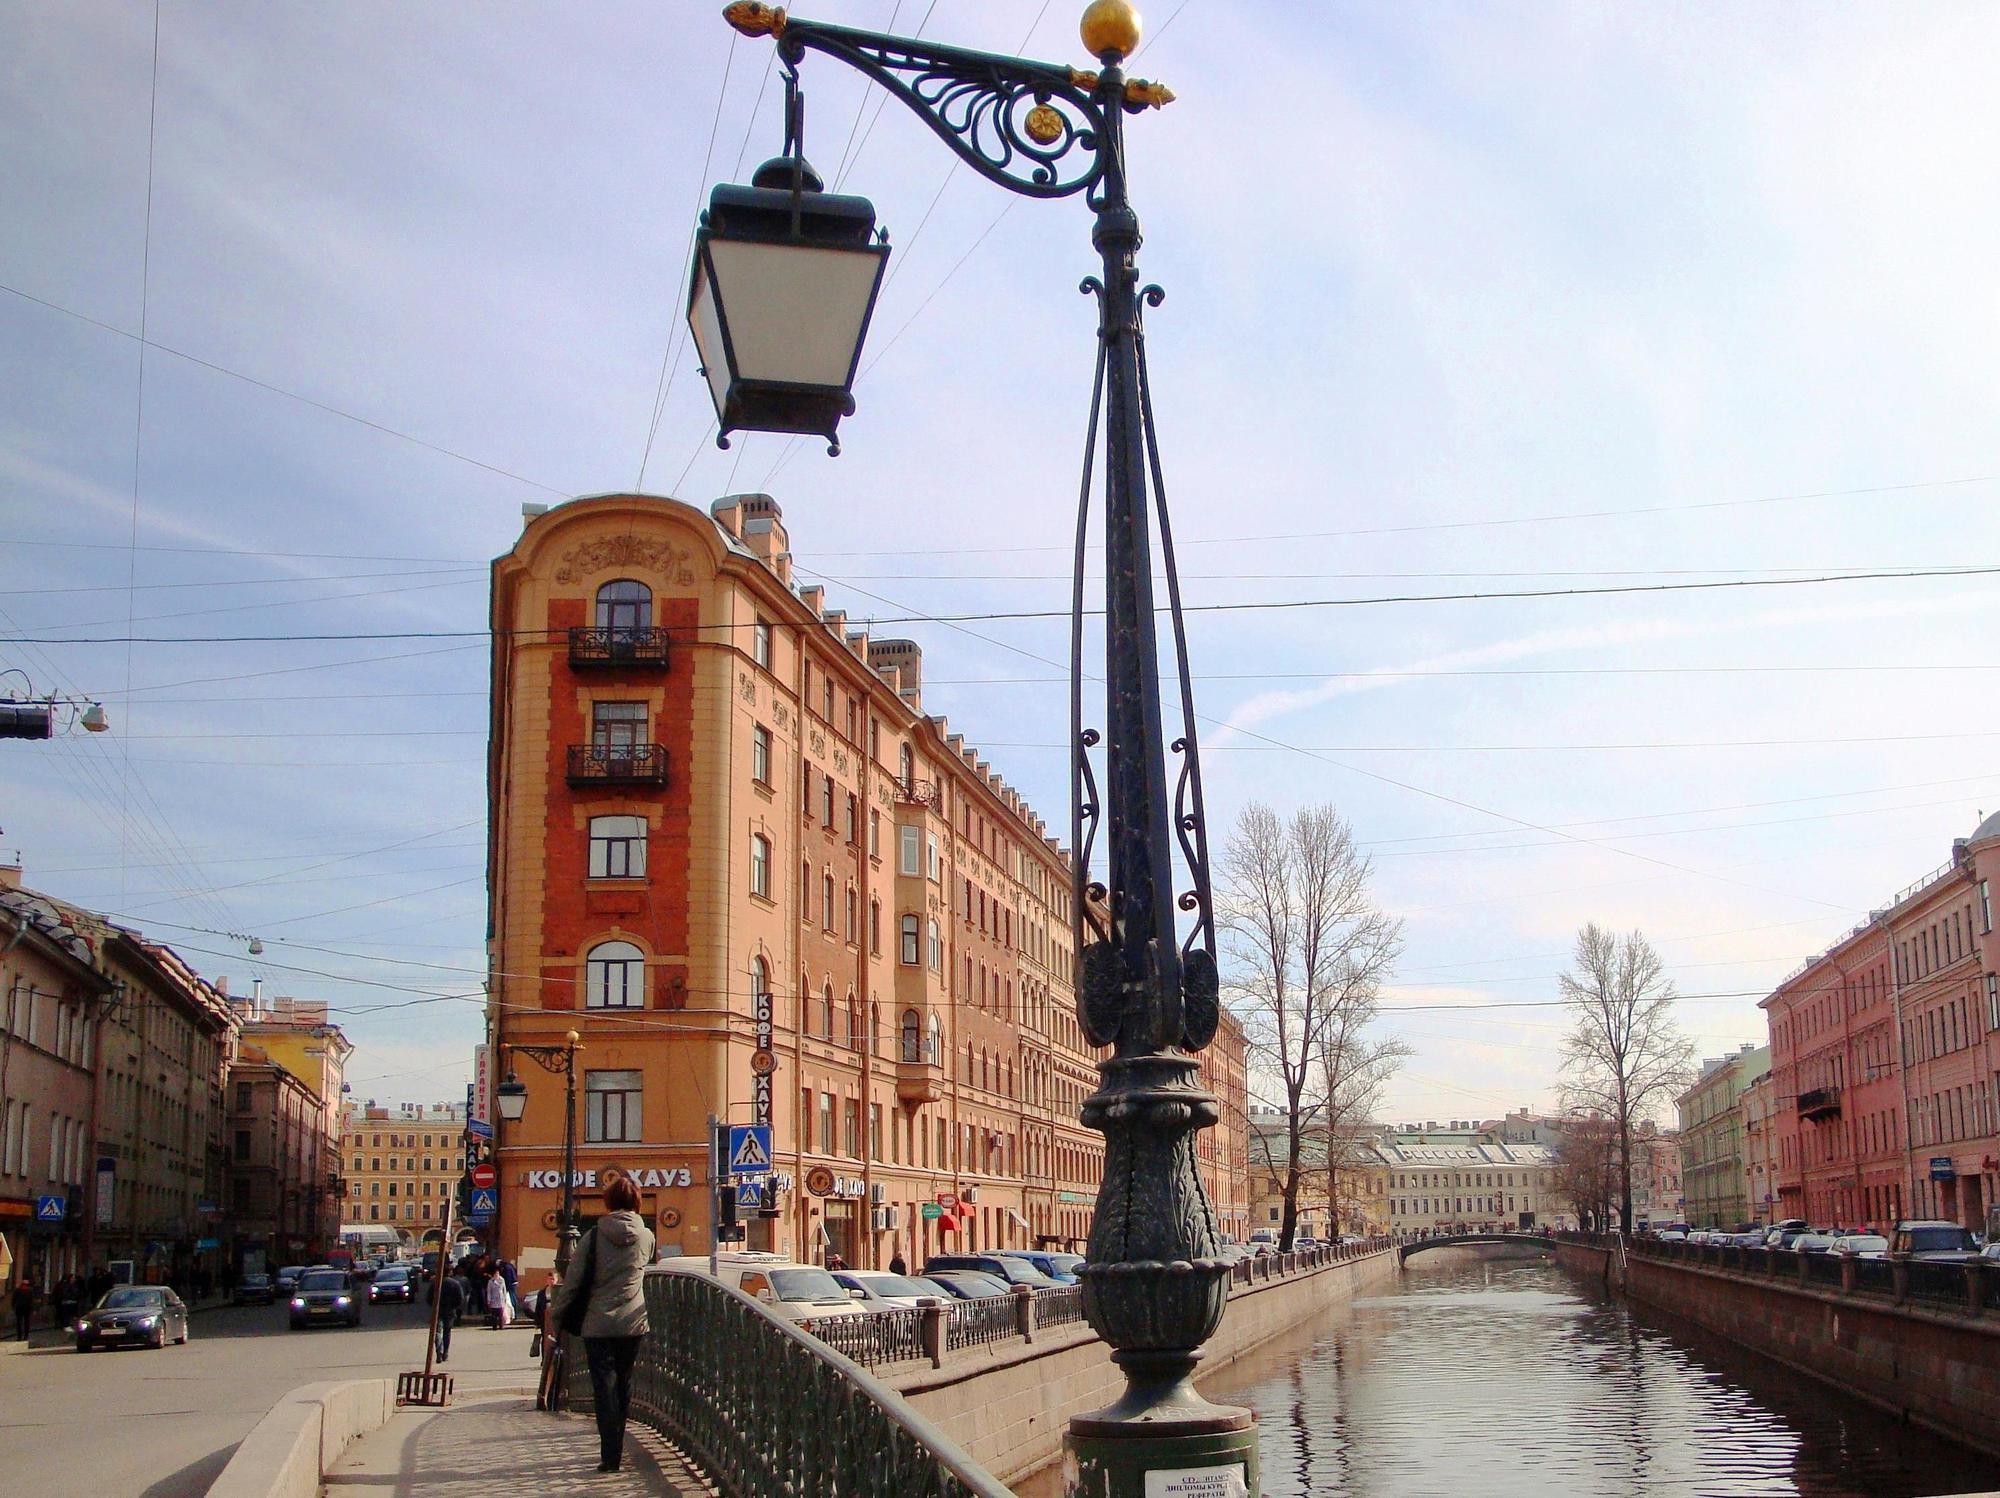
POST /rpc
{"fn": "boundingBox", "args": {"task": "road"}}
[0,1295,541,1498]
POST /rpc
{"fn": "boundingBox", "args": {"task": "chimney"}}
[0,860,20,891]
[868,639,923,711]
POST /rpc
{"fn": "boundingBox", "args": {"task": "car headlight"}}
[134,1315,158,1328]
[290,1297,305,1309]
[335,1295,351,1306]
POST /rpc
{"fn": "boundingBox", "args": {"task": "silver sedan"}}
[74,1286,190,1351]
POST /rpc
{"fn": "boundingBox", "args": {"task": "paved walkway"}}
[324,1392,715,1496]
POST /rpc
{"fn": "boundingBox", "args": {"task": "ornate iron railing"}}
[565,1269,1010,1497]
[894,777,940,807]
[1618,1233,1999,1319]
[566,742,669,785]
[946,1292,1021,1351]
[568,625,671,668]
[1036,1283,1086,1328]
[811,1304,928,1369]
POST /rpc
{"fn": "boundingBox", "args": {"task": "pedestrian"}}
[826,1252,847,1272]
[11,1278,34,1342]
[498,1256,519,1314]
[549,1175,656,1474]
[435,1270,466,1362]
[485,1266,513,1330]
[888,1251,908,1277]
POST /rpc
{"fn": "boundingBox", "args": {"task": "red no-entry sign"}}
[469,1163,496,1190]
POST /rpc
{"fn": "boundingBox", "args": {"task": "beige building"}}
[1677,1042,1771,1230]
[340,1102,467,1242]
[485,494,1249,1270]
[1381,1121,1558,1233]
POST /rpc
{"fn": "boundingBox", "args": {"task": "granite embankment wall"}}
[1555,1238,2000,1460]
[887,1247,1402,1487]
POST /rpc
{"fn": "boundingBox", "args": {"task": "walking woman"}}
[548,1175,655,1474]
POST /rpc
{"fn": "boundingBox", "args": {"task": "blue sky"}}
[4,0,1998,1120]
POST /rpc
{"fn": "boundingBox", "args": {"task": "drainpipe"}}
[1877,914,1918,1220]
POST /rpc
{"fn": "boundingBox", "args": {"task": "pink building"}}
[1762,813,2000,1235]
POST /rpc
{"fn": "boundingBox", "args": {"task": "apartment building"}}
[340,1101,468,1240]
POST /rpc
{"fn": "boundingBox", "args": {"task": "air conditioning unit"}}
[961,1184,980,1204]
[870,1182,887,1205]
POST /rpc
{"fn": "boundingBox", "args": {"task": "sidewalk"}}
[323,1392,716,1496]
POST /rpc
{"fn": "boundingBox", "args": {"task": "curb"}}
[207,1378,394,1498]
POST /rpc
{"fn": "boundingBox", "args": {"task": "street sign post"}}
[728,1124,773,1176]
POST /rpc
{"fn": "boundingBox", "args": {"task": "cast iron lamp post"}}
[496,1030,582,1274]
[695,4,1249,1490]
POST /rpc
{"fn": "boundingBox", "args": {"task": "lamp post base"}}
[1065,1420,1259,1498]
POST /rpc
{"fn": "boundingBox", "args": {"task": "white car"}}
[1791,1232,1838,1254]
[1831,1234,1888,1258]
[1655,1230,1686,1242]
[831,1270,947,1309]
[654,1253,869,1328]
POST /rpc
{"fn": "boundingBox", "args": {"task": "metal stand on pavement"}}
[396,1192,455,1407]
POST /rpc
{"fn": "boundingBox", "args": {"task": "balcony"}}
[896,1037,946,1104]
[567,743,669,787]
[568,626,670,670]
[1798,1086,1842,1121]
[894,778,940,809]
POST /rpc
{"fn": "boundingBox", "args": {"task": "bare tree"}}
[1558,924,1695,1234]
[1551,1113,1621,1232]
[1315,1000,1409,1240]
[1220,802,1402,1249]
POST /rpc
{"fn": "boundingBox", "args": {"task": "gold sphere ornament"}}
[1080,0,1141,60]
[1024,103,1065,145]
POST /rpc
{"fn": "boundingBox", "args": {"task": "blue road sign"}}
[728,1124,773,1176]
[466,1118,493,1140]
[737,1179,764,1210]
[468,1187,498,1217]
[34,1195,65,1222]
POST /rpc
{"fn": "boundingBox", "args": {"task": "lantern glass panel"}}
[696,240,884,394]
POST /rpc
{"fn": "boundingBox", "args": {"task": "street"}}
[0,1297,540,1498]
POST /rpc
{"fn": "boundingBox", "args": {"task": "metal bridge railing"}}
[1614,1233,1999,1321]
[565,1269,1012,1498]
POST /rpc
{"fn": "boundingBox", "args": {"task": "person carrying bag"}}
[546,1175,655,1473]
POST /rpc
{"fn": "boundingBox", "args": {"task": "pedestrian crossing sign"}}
[34,1196,64,1223]
[727,1123,773,1176]
[737,1179,764,1210]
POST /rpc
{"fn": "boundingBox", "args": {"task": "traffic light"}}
[0,704,52,739]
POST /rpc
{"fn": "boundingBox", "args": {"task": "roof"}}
[1973,808,2000,844]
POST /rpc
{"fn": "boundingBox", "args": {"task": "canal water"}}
[1029,1249,2000,1496]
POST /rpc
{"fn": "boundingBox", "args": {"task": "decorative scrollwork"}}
[1140,283,1166,308]
[779,18,1109,198]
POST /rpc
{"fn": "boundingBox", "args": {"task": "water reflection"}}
[1188,1251,2000,1497]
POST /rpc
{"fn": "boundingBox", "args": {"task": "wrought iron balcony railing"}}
[566,743,669,786]
[893,777,939,808]
[568,626,670,669]
[1797,1086,1841,1121]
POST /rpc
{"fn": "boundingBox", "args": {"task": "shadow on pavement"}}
[138,1443,239,1498]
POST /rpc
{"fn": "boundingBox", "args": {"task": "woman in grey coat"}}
[549,1175,656,1472]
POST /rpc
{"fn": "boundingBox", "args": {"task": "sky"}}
[3,0,1999,1124]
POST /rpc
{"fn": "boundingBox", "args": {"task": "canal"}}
[1068,1249,2000,1496]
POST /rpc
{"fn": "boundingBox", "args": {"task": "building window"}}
[899,744,914,787]
[821,774,835,827]
[752,618,772,668]
[801,860,812,917]
[586,940,646,1008]
[845,792,859,844]
[819,1092,834,1155]
[843,1098,861,1158]
[586,1071,643,1143]
[927,919,942,971]
[595,579,651,633]
[588,815,647,879]
[822,871,836,930]
[752,724,772,785]
[234,1129,251,1162]
[591,700,648,759]
[750,834,771,897]
[901,915,920,965]
[822,984,835,1039]
[1983,879,1993,935]
[869,898,881,955]
[1988,973,1999,1033]
[901,1008,922,1062]
[868,810,880,858]
[870,1103,882,1161]
[926,833,941,882]
[235,1082,253,1113]
[845,886,858,943]
[899,825,921,876]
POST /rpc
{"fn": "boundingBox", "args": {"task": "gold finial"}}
[1124,78,1175,108]
[1024,103,1065,145]
[1079,0,1141,61]
[723,2,787,39]
[565,1029,581,1046]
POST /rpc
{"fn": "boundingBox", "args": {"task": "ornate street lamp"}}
[499,1034,583,1273]
[698,5,1246,1491]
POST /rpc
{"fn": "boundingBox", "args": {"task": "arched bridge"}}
[1398,1232,1556,1264]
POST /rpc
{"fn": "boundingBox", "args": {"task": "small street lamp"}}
[498,1032,583,1273]
[698,4,1246,1491]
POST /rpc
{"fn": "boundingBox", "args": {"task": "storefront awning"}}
[1005,1207,1031,1232]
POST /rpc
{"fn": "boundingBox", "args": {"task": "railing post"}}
[1840,1255,1858,1295]
[1966,1263,1985,1317]
[1767,1248,1782,1279]
[1797,1251,1811,1287]
[1014,1284,1035,1344]
[919,1297,944,1368]
[1890,1255,1910,1306]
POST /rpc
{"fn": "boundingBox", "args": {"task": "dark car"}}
[1892,1220,1982,1262]
[233,1271,275,1305]
[920,1270,1014,1300]
[922,1254,1058,1289]
[75,1286,189,1351]
[1008,1251,1083,1284]
[368,1265,416,1303]
[289,1267,363,1329]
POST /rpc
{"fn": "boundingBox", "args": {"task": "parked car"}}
[656,1253,870,1329]
[1764,1221,1811,1250]
[274,1265,307,1294]
[920,1270,1014,1300]
[1831,1234,1889,1258]
[1792,1233,1838,1254]
[368,1265,417,1303]
[831,1271,945,1309]
[1891,1220,1982,1262]
[1654,1229,1687,1242]
[289,1268,363,1329]
[1980,1243,2000,1264]
[74,1286,189,1351]
[922,1254,1059,1289]
[1006,1251,1083,1284]
[232,1271,276,1306]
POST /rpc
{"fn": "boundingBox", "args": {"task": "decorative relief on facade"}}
[552,535,697,586]
[738,672,757,705]
[809,729,827,757]
[772,703,792,733]
[833,749,849,776]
